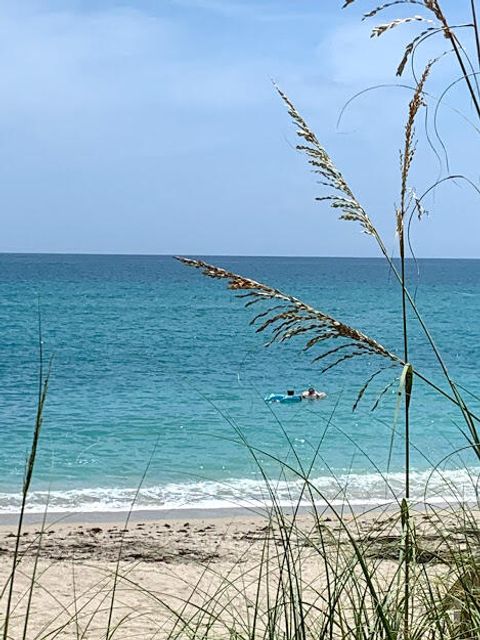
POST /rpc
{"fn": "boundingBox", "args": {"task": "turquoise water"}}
[1,253,480,512]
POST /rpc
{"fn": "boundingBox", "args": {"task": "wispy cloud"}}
[0,2,274,124]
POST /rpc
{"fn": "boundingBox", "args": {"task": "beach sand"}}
[0,507,463,638]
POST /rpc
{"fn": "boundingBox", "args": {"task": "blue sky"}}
[0,0,478,257]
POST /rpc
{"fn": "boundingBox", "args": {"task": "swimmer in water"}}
[301,387,326,400]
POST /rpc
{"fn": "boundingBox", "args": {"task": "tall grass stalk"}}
[2,306,51,640]
[104,437,161,639]
[21,496,50,640]
[397,60,432,640]
[471,0,480,70]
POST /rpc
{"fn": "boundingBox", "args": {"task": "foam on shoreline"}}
[0,466,477,521]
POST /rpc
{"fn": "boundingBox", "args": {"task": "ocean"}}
[1,253,479,514]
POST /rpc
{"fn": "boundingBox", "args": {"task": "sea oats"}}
[345,1,450,76]
[371,16,433,38]
[276,87,379,241]
[423,0,445,23]
[363,1,427,20]
[176,257,400,372]
[400,62,432,215]
[396,27,436,76]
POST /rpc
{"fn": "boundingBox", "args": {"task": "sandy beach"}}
[0,505,466,639]
[0,510,285,638]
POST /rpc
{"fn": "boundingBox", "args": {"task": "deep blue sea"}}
[1,253,480,513]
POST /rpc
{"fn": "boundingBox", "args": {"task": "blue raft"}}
[265,393,302,404]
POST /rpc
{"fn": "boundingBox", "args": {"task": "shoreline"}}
[0,497,468,527]
[0,501,402,527]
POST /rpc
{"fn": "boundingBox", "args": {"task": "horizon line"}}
[1,250,480,260]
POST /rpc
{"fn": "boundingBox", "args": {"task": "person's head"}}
[308,387,315,395]
[287,389,295,396]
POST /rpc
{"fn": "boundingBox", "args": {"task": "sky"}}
[0,0,479,257]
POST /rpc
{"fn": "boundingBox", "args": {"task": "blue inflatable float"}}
[265,393,302,404]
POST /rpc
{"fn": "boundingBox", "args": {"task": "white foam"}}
[0,467,478,514]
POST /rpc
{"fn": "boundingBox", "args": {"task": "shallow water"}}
[1,253,479,512]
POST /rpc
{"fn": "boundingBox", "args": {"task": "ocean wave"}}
[0,468,478,514]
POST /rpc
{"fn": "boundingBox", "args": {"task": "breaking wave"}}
[0,467,478,514]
